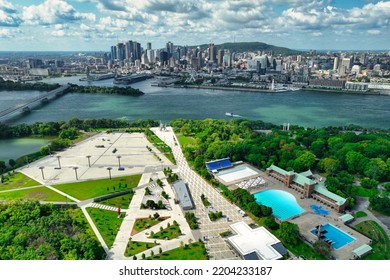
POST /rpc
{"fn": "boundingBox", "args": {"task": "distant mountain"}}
[188,42,303,55]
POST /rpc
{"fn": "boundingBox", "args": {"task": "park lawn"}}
[52,174,141,200]
[99,192,134,209]
[148,242,208,260]
[353,220,390,260]
[149,225,181,240]
[146,131,176,164]
[177,135,196,147]
[0,186,72,202]
[86,207,124,249]
[0,172,40,190]
[132,217,167,235]
[124,241,158,257]
[354,211,368,218]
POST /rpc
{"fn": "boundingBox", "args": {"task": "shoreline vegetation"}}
[0,80,144,96]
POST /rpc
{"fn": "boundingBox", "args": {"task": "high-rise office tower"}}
[110,45,117,61]
[166,41,174,56]
[117,43,126,61]
[134,42,142,61]
[147,42,152,50]
[217,49,224,66]
[333,57,339,71]
[125,40,134,62]
[208,43,216,63]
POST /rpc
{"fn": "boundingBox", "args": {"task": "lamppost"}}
[107,167,112,180]
[86,155,91,167]
[73,166,79,180]
[56,155,61,169]
[117,155,122,168]
[39,166,45,180]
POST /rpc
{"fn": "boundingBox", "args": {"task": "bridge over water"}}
[0,84,70,121]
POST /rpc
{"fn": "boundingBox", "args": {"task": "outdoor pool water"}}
[310,223,356,250]
[254,189,305,221]
[310,204,329,216]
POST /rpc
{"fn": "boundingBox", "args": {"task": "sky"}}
[0,0,389,51]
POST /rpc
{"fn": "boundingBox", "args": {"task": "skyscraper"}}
[217,49,224,66]
[125,40,134,62]
[208,43,216,63]
[117,43,126,61]
[166,41,174,57]
[110,45,117,61]
[147,42,152,50]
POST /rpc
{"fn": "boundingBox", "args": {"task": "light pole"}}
[56,155,61,169]
[117,155,122,168]
[107,167,112,180]
[86,155,91,167]
[73,166,79,180]
[39,166,45,180]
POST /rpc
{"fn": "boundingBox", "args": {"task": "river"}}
[0,76,389,129]
[1,76,389,162]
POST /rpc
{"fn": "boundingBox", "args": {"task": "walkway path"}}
[151,127,254,260]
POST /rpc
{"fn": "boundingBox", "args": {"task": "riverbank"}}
[154,83,298,93]
[302,87,390,95]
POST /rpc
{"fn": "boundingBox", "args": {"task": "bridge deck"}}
[0,84,70,119]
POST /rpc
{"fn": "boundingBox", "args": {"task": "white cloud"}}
[51,29,65,37]
[22,0,96,25]
[0,0,16,13]
[367,29,381,35]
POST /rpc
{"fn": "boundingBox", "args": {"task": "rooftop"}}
[353,244,373,258]
[227,221,286,260]
[172,180,194,210]
[314,183,347,206]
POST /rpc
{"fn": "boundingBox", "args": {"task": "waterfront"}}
[0,77,389,130]
[0,137,49,162]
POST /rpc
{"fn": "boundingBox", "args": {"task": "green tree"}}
[279,222,300,246]
[264,216,279,230]
[360,178,379,189]
[319,158,340,176]
[0,161,6,172]
[293,151,316,172]
[313,240,332,259]
[364,158,388,180]
[8,159,16,168]
[346,151,368,174]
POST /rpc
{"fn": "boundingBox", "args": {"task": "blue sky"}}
[0,0,389,51]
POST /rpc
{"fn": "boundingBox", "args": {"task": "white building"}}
[227,221,286,260]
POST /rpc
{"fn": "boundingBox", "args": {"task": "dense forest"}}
[0,80,60,91]
[170,118,390,214]
[0,80,143,96]
[68,84,144,96]
[0,201,105,260]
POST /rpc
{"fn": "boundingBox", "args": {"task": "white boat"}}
[225,112,242,118]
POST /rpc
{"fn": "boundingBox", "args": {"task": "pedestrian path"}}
[89,202,121,212]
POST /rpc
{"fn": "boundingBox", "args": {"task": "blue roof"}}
[206,158,233,171]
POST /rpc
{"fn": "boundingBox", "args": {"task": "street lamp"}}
[107,167,112,180]
[86,155,91,167]
[73,166,79,180]
[117,155,122,168]
[39,166,45,180]
[56,155,61,169]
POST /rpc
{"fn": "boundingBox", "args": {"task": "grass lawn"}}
[132,217,168,235]
[146,130,176,164]
[124,241,158,257]
[353,220,390,260]
[354,211,368,218]
[0,172,40,190]
[149,224,181,240]
[86,207,124,249]
[0,186,72,202]
[99,192,134,209]
[53,174,141,200]
[177,135,196,147]
[147,242,208,260]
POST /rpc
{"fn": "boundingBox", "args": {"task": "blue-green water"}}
[254,189,306,220]
[0,76,389,129]
[0,138,49,162]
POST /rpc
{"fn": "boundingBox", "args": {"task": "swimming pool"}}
[254,189,305,221]
[310,204,329,216]
[310,223,355,250]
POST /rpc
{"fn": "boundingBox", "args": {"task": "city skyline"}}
[0,0,389,51]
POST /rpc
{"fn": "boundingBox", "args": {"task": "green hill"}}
[188,42,302,55]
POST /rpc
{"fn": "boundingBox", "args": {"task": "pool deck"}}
[250,170,371,260]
